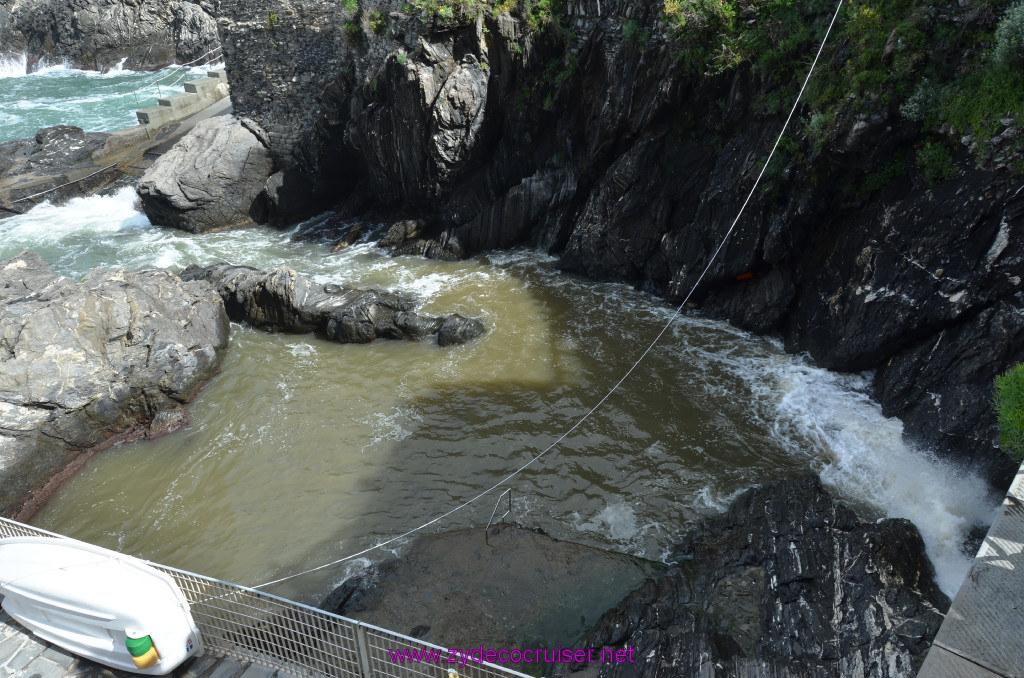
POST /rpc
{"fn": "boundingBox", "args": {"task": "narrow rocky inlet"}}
[1,0,1023,676]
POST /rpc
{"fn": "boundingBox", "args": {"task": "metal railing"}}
[0,518,529,678]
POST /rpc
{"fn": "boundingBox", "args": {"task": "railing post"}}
[355,625,373,678]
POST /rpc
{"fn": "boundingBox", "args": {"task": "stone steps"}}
[136,69,229,129]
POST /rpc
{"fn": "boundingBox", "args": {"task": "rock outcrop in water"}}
[180,262,486,345]
[322,526,662,651]
[0,125,121,220]
[567,475,947,678]
[0,0,219,73]
[0,252,229,518]
[211,0,1024,484]
[136,117,275,233]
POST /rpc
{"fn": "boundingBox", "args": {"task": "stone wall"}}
[217,0,351,166]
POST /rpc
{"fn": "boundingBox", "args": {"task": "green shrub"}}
[900,78,945,124]
[343,0,359,13]
[664,0,736,31]
[343,20,364,44]
[369,10,387,34]
[805,110,834,149]
[409,0,487,20]
[916,140,955,184]
[623,19,651,45]
[995,363,1024,463]
[995,1,1024,67]
[859,151,907,195]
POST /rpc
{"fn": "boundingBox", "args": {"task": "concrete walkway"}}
[0,609,291,678]
[920,464,1024,678]
[1,77,232,217]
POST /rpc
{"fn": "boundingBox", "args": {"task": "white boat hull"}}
[0,536,203,675]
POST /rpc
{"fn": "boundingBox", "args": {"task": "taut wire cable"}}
[248,0,847,592]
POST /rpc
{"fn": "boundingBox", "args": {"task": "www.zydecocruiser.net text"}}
[388,646,637,668]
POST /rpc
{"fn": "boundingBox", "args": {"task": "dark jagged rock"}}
[562,476,948,678]
[0,0,219,73]
[874,294,1024,462]
[213,0,1024,483]
[179,262,486,345]
[437,314,487,347]
[0,252,230,518]
[0,126,109,181]
[136,117,275,233]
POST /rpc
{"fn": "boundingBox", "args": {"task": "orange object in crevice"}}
[735,271,754,281]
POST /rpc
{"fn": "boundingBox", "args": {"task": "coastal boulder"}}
[136,117,274,233]
[0,252,230,518]
[180,262,487,345]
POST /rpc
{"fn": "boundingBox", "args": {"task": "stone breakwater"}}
[211,0,1024,484]
[0,252,229,518]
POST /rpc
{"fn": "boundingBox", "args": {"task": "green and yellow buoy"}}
[125,632,160,669]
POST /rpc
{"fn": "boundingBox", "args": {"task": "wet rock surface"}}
[0,125,121,220]
[136,117,275,233]
[565,476,948,678]
[0,0,219,72]
[321,525,663,651]
[0,252,229,518]
[179,262,487,345]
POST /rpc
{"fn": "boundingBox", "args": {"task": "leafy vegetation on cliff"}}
[996,364,1024,463]
[407,0,560,25]
[659,0,1024,176]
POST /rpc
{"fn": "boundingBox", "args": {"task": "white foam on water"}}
[0,53,28,78]
[0,58,79,79]
[289,343,317,358]
[755,355,999,597]
[151,247,184,270]
[2,186,150,242]
[91,57,135,77]
[579,501,640,542]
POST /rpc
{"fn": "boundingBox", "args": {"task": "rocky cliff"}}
[0,0,219,72]
[214,0,1024,484]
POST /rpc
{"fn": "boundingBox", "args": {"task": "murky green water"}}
[0,189,997,603]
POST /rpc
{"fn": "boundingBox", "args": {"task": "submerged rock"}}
[0,252,230,518]
[321,526,663,651]
[179,262,487,345]
[568,475,948,678]
[136,117,274,233]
